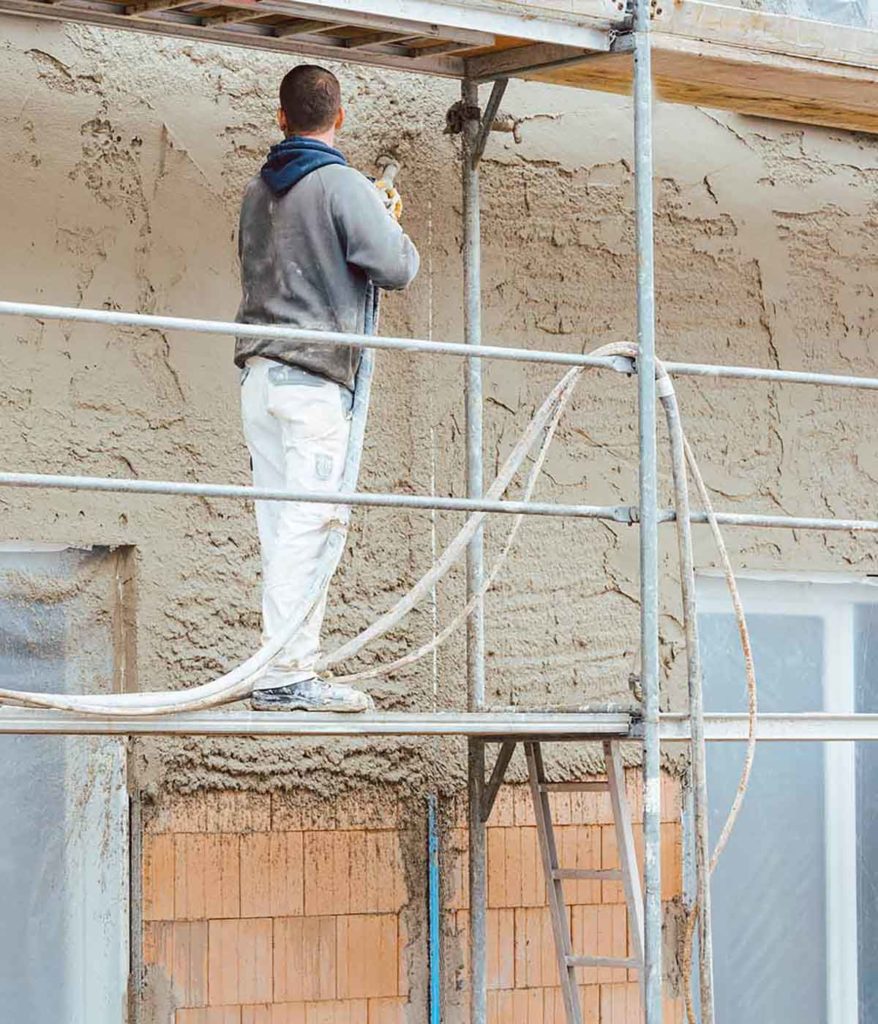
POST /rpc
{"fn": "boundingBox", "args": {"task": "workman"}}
[235,65,420,712]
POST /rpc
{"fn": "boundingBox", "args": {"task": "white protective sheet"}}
[704,0,874,26]
[0,546,128,1022]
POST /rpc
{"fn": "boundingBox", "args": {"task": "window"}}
[697,575,878,1024]
[0,545,130,1021]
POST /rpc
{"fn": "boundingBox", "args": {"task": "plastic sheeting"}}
[0,547,128,1022]
[697,577,878,1024]
[764,0,871,25]
[855,603,878,1021]
[709,0,873,27]
[702,612,827,1021]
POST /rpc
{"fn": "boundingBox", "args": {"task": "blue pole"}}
[428,793,442,1024]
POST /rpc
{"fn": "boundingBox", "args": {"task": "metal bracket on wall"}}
[444,98,480,134]
[471,78,508,169]
[610,28,635,52]
[444,78,510,170]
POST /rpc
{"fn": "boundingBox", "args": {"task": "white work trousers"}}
[241,357,352,689]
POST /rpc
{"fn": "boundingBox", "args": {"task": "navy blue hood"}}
[260,137,347,196]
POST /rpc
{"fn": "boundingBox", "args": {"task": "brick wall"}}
[142,790,411,1024]
[442,773,683,1023]
[140,775,683,1023]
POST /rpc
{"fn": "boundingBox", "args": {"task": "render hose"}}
[0,338,762,1023]
[0,348,578,713]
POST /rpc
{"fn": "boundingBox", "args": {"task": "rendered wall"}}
[0,11,876,1023]
[1,16,876,768]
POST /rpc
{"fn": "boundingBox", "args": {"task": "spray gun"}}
[375,154,399,187]
[374,154,403,221]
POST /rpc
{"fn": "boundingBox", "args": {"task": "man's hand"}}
[374,178,403,221]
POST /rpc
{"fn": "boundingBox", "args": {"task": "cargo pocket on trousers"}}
[314,452,334,482]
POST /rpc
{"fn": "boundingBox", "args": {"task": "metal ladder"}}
[481,738,645,1023]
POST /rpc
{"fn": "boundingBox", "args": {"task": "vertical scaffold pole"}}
[633,2,663,1022]
[462,78,488,1024]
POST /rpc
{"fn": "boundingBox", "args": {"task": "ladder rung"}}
[539,781,608,793]
[566,955,639,970]
[552,868,622,881]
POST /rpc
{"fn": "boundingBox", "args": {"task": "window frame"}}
[696,573,878,1022]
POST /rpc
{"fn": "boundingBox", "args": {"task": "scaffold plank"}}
[528,5,878,135]
[2,0,878,133]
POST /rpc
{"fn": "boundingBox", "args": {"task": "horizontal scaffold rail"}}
[3,300,878,389]
[1,708,877,740]
[2,469,878,534]
[0,708,634,737]
[658,713,878,742]
[4,301,878,533]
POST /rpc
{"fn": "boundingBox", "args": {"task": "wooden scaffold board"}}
[0,0,876,132]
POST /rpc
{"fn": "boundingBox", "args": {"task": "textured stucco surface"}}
[0,16,877,794]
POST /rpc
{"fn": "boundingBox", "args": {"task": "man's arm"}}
[330,169,420,291]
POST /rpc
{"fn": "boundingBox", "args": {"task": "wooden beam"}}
[253,0,603,48]
[125,0,192,15]
[255,0,498,47]
[344,30,423,48]
[467,42,602,80]
[406,38,483,56]
[204,8,338,29]
[527,30,878,135]
[203,4,272,25]
[272,18,343,37]
[0,0,468,75]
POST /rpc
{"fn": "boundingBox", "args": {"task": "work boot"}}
[251,677,373,713]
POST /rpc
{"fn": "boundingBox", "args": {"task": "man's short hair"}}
[279,65,341,134]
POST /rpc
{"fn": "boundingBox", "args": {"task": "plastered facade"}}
[2,15,878,789]
[0,11,877,789]
[1,12,876,1023]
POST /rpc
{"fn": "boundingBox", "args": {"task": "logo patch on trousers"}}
[315,453,334,481]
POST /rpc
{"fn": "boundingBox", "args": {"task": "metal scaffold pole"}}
[632,1,663,1021]
[462,78,488,1024]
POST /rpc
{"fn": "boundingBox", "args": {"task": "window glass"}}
[855,603,878,1023]
[700,611,826,1023]
[698,578,878,1023]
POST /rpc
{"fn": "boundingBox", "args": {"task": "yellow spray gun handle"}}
[374,156,403,221]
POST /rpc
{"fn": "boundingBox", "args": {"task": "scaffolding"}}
[1,0,878,1022]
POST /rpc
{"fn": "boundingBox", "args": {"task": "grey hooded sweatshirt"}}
[235,164,419,389]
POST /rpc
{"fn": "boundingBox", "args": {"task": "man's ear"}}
[335,106,346,132]
[277,107,288,134]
